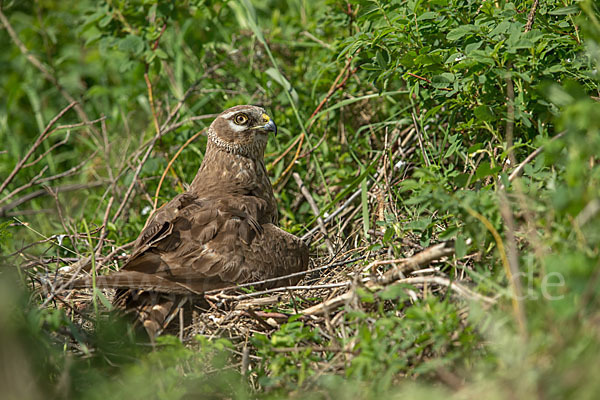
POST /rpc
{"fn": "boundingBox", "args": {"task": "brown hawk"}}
[73,105,309,337]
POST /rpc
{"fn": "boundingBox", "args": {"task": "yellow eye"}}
[234,113,249,125]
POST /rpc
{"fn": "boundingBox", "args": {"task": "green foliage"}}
[1,0,600,398]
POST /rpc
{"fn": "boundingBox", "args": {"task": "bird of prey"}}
[73,105,309,337]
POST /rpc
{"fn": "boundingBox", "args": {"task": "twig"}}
[111,135,158,223]
[22,131,70,168]
[0,182,105,217]
[465,207,526,335]
[309,55,356,129]
[95,196,115,253]
[498,190,527,338]
[524,0,539,33]
[1,150,98,205]
[270,54,357,184]
[300,31,333,49]
[412,112,430,167]
[232,282,352,301]
[505,131,566,184]
[504,65,517,168]
[301,184,364,242]
[0,101,77,194]
[204,255,368,295]
[0,9,97,133]
[302,276,495,316]
[293,172,334,255]
[268,134,303,170]
[0,166,48,205]
[271,346,357,354]
[144,72,161,138]
[406,72,452,91]
[160,114,216,136]
[273,133,304,186]
[300,241,496,316]
[367,241,455,285]
[151,129,205,215]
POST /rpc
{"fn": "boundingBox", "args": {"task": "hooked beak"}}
[261,113,277,135]
[263,119,277,135]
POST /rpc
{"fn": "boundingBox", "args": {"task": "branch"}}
[0,101,77,195]
[293,172,334,255]
[301,241,495,316]
[0,9,97,130]
[0,182,105,217]
[525,0,540,33]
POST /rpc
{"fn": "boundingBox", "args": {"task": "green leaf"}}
[446,25,476,41]
[455,235,467,258]
[265,67,299,104]
[118,34,144,55]
[418,11,437,21]
[474,105,495,121]
[549,5,580,15]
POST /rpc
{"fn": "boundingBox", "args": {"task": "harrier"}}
[74,105,309,337]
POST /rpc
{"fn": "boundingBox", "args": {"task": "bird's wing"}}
[78,192,308,294]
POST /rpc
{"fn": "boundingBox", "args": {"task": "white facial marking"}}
[220,110,240,119]
[228,120,247,132]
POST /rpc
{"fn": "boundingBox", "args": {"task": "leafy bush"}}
[1,0,600,398]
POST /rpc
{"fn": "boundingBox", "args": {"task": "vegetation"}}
[1,0,599,398]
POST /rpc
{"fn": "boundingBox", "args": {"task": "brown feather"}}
[71,105,309,338]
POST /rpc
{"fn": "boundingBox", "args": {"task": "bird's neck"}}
[189,142,277,220]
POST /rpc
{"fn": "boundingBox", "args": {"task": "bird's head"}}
[207,105,277,158]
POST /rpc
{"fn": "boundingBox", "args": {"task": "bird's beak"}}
[261,113,277,135]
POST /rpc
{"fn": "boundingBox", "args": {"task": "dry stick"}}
[144,72,161,137]
[309,55,356,125]
[45,185,81,258]
[0,101,77,195]
[302,242,495,316]
[269,134,302,169]
[524,0,540,33]
[302,276,495,317]
[0,181,105,217]
[498,190,527,338]
[301,182,364,242]
[111,138,157,224]
[505,131,566,185]
[0,166,48,204]
[232,282,352,301]
[466,207,526,334]
[23,130,71,168]
[151,129,205,214]
[0,182,105,217]
[112,81,216,222]
[111,79,205,221]
[95,196,115,254]
[368,241,455,285]
[0,9,98,136]
[160,114,216,137]
[273,133,304,186]
[300,159,396,242]
[2,150,99,206]
[204,255,368,295]
[37,151,98,185]
[293,172,334,255]
[271,346,356,354]
[159,84,200,132]
[412,112,430,167]
[270,54,357,183]
[504,65,517,167]
[406,72,452,91]
[100,116,115,185]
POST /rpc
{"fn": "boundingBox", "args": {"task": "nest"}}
[22,235,494,375]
